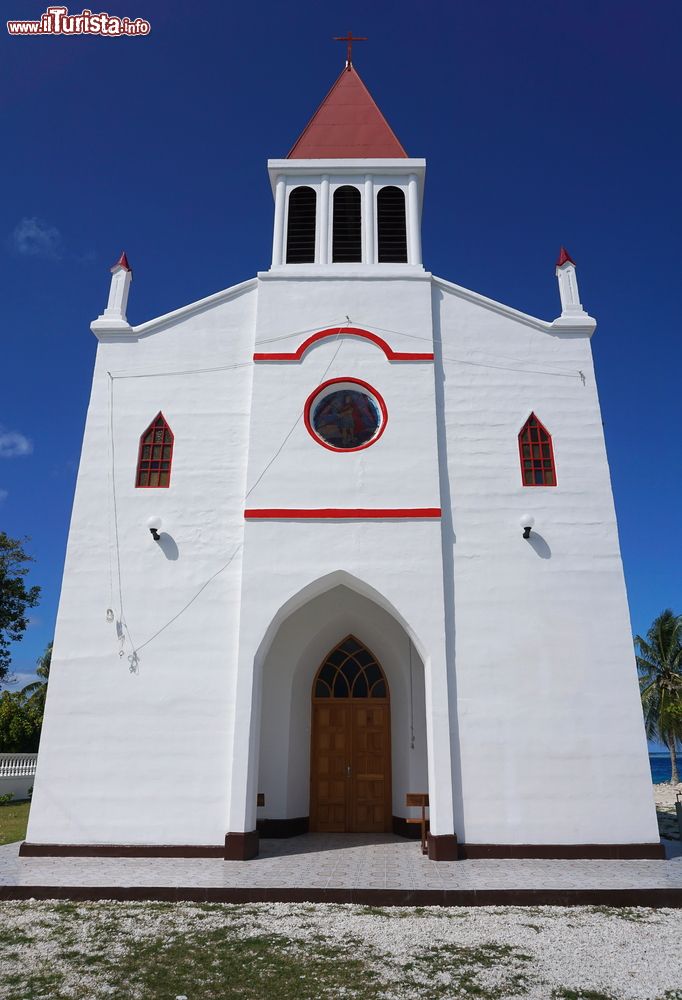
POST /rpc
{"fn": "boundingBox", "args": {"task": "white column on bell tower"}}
[272,175,286,266]
[364,174,375,264]
[319,174,330,264]
[407,173,422,265]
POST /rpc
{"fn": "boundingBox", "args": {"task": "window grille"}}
[313,636,388,699]
[377,186,407,263]
[518,413,556,486]
[286,186,316,264]
[332,186,362,263]
[136,413,174,488]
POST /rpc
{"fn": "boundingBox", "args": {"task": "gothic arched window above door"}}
[313,636,388,699]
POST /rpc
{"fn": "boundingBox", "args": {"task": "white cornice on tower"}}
[267,159,425,196]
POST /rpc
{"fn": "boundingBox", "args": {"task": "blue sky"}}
[1,1,681,749]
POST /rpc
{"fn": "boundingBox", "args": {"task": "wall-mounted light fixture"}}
[147,515,162,541]
[520,514,535,539]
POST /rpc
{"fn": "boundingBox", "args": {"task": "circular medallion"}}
[304,378,387,452]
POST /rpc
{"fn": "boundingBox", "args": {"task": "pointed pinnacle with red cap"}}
[111,251,132,273]
[556,246,576,267]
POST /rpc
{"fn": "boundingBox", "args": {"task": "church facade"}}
[25,62,660,860]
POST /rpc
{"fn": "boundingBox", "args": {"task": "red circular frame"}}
[304,377,388,453]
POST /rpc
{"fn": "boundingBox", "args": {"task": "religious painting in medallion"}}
[304,378,387,452]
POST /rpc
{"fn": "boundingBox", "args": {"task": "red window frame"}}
[518,413,556,487]
[303,377,388,453]
[136,412,174,488]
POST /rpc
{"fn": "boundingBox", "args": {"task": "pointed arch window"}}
[377,186,407,263]
[136,413,174,488]
[313,636,388,699]
[332,186,362,263]
[286,186,317,264]
[519,413,556,486]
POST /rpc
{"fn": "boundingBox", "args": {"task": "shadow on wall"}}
[432,287,465,842]
[528,533,551,560]
[157,533,179,561]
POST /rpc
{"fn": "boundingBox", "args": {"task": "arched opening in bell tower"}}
[286,185,317,264]
[377,185,408,263]
[332,185,362,262]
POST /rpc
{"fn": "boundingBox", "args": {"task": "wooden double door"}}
[310,636,392,833]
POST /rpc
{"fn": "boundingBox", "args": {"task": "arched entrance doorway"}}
[310,635,392,833]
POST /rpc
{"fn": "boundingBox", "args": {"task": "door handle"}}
[346,764,352,778]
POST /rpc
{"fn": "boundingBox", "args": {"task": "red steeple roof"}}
[287,66,407,159]
[556,246,576,267]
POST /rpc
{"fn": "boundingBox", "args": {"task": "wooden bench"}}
[405,793,429,855]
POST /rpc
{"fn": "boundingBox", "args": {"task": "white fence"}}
[0,753,37,801]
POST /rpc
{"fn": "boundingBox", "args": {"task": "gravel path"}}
[1,900,681,999]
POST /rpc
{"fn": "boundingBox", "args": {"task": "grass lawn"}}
[0,799,30,846]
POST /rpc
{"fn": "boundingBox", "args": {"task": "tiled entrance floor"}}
[2,835,681,906]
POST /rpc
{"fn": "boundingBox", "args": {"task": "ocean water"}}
[649,753,674,783]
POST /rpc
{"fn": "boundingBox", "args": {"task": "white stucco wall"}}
[27,283,257,846]
[248,273,438,510]
[28,245,659,850]
[226,270,457,838]
[434,280,658,844]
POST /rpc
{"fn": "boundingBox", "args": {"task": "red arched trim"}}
[518,412,557,487]
[304,377,388,453]
[136,412,174,488]
[253,327,434,362]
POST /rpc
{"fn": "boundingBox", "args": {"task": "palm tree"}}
[20,641,51,723]
[635,611,682,784]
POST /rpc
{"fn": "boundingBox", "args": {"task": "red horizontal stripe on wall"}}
[253,327,434,362]
[244,508,442,520]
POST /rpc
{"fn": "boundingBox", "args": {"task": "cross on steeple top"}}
[333,31,367,68]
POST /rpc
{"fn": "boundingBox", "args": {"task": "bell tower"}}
[268,62,426,270]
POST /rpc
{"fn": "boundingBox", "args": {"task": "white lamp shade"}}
[146,515,162,532]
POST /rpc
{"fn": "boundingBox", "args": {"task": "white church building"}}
[24,60,661,861]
